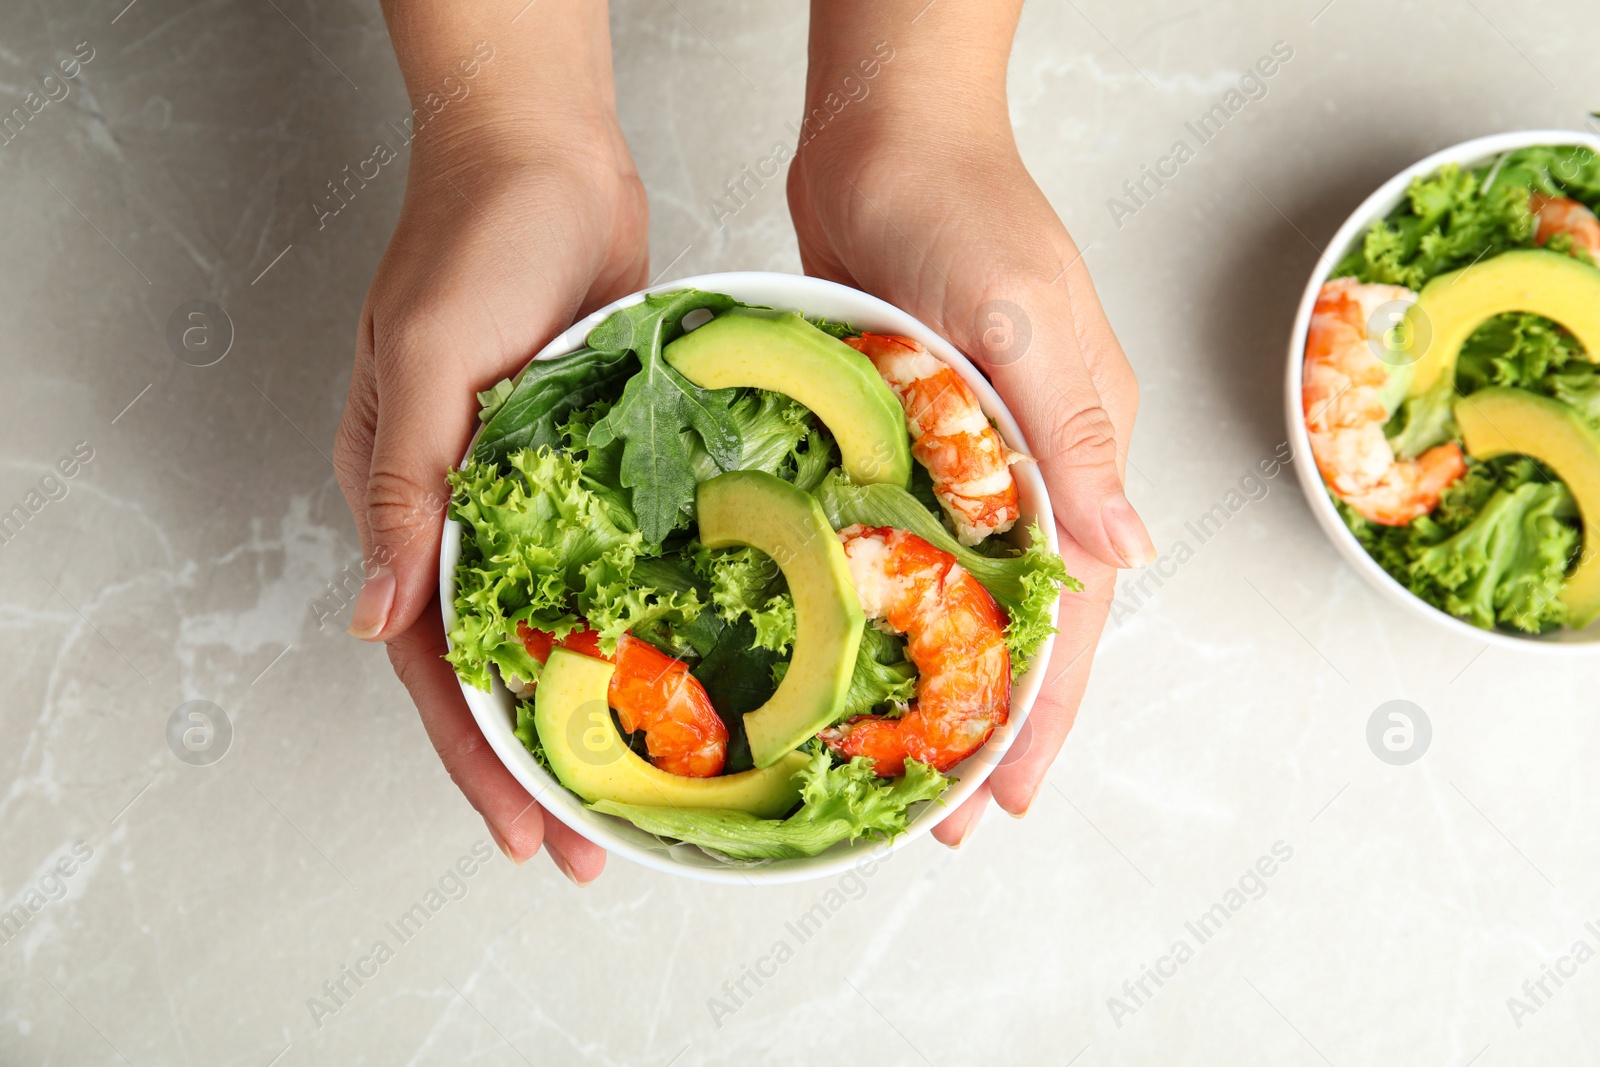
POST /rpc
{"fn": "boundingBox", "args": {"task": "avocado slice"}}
[535,648,808,817]
[1406,249,1600,397]
[696,470,864,768]
[1454,387,1600,628]
[664,307,912,487]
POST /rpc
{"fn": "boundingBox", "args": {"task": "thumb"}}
[988,349,1153,571]
[347,324,478,642]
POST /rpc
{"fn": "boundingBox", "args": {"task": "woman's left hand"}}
[790,0,1152,845]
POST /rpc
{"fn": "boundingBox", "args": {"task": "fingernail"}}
[484,817,526,866]
[1006,781,1043,819]
[347,565,396,640]
[949,816,980,850]
[551,852,592,887]
[1101,494,1156,568]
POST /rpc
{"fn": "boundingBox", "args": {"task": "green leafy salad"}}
[1311,143,1600,635]
[444,289,1075,861]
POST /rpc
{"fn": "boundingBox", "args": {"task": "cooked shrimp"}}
[1303,278,1467,525]
[518,624,727,777]
[819,525,1010,777]
[845,333,1028,546]
[1531,192,1600,263]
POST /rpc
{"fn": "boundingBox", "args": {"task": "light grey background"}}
[2,1,1597,1064]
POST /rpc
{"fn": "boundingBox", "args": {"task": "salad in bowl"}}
[1292,132,1600,643]
[439,273,1073,877]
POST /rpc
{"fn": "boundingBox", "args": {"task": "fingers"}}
[387,599,553,865]
[987,305,1153,571]
[542,817,607,887]
[987,533,1114,815]
[930,781,992,849]
[343,312,479,642]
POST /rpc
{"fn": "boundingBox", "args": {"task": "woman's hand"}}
[792,0,1153,846]
[334,0,645,884]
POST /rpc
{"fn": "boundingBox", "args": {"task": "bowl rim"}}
[439,270,1061,882]
[1284,127,1600,652]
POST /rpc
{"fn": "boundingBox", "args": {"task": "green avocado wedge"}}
[696,471,864,768]
[1406,249,1600,397]
[534,649,808,818]
[1454,387,1600,628]
[664,307,912,487]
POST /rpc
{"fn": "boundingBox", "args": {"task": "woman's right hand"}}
[333,0,646,884]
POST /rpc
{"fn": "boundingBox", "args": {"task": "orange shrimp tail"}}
[517,625,727,777]
[845,333,1022,545]
[608,636,727,777]
[1531,193,1600,259]
[824,526,1010,776]
[1302,278,1467,525]
[1344,442,1468,526]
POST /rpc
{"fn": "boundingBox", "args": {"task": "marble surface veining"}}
[2,0,1599,1064]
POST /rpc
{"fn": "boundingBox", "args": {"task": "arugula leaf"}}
[591,746,949,860]
[690,616,782,773]
[584,291,743,545]
[473,348,638,468]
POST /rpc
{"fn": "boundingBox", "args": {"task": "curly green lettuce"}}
[446,447,706,690]
[1486,144,1600,210]
[590,746,949,861]
[815,472,1077,674]
[1456,311,1589,395]
[1334,162,1538,288]
[1344,458,1579,633]
[685,388,839,492]
[1546,367,1600,430]
[692,543,796,654]
[1385,312,1592,459]
[1444,310,1600,435]
[1384,375,1459,460]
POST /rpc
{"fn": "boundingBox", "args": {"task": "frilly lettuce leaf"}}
[513,701,553,774]
[1334,162,1537,288]
[684,388,839,493]
[446,447,708,689]
[1410,479,1576,632]
[1343,457,1579,634]
[1384,374,1458,460]
[693,543,795,654]
[580,541,705,652]
[590,746,949,860]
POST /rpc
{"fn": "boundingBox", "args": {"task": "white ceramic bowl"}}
[1285,129,1600,651]
[440,271,1060,882]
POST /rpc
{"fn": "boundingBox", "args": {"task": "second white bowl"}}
[1284,129,1600,651]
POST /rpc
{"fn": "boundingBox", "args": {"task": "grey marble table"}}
[3,1,1598,1063]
